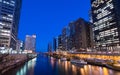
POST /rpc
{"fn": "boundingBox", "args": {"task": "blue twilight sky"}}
[18,0,91,52]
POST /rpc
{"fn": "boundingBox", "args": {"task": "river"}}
[2,54,120,75]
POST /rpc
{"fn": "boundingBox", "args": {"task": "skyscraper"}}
[61,26,70,51]
[58,35,62,50]
[53,37,57,51]
[69,18,94,51]
[91,0,120,51]
[0,0,22,50]
[25,35,36,52]
[16,40,24,50]
[69,22,76,50]
[47,42,52,52]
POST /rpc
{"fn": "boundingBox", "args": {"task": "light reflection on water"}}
[16,58,36,75]
[50,57,120,75]
[2,58,37,75]
[2,55,120,75]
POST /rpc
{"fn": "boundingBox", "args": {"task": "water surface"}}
[3,54,120,75]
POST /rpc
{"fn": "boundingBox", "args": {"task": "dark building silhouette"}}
[53,37,57,51]
[69,18,94,51]
[61,27,70,51]
[68,22,75,50]
[47,42,52,52]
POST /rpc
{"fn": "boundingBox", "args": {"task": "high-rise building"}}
[69,18,94,51]
[61,27,70,51]
[16,40,24,50]
[0,0,22,50]
[58,35,62,50]
[47,42,52,52]
[91,0,120,51]
[53,37,57,51]
[68,22,76,50]
[25,35,36,52]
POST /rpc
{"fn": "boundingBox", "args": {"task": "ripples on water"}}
[2,54,120,75]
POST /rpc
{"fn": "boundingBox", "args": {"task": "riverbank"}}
[47,53,120,71]
[0,54,37,74]
[85,58,120,71]
[3,54,120,75]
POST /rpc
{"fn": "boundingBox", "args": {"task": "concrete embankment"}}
[0,54,36,74]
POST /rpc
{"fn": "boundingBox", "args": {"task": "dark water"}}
[3,54,120,75]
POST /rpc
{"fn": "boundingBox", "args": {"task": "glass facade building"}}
[53,37,57,51]
[0,0,22,50]
[25,35,36,51]
[61,27,70,51]
[91,0,120,51]
[25,35,36,52]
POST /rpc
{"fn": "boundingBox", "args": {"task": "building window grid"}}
[92,0,120,48]
[98,28,119,45]
[93,16,116,32]
[94,15,114,27]
[2,0,15,6]
[0,22,12,27]
[99,28,118,37]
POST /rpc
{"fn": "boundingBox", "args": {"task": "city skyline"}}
[1,0,120,75]
[18,0,90,52]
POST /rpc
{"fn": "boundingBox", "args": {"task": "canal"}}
[2,54,120,75]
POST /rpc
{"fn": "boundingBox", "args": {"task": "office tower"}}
[47,42,52,52]
[53,37,57,51]
[16,40,24,50]
[68,22,76,50]
[0,0,22,50]
[58,35,62,50]
[91,0,120,51]
[25,35,36,51]
[69,18,94,51]
[61,27,70,51]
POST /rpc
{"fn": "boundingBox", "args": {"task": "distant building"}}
[25,35,36,52]
[21,41,24,50]
[91,0,120,51]
[47,42,52,52]
[61,27,70,51]
[16,40,24,51]
[69,18,94,51]
[53,37,57,51]
[58,35,62,50]
[16,40,21,50]
[68,22,76,50]
[0,0,22,50]
[55,18,94,51]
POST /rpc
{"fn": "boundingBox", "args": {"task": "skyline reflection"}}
[49,56,120,75]
[2,55,120,75]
